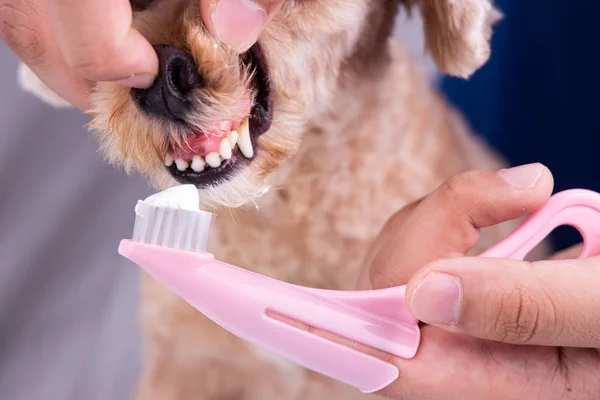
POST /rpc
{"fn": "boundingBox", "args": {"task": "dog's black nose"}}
[131,44,202,121]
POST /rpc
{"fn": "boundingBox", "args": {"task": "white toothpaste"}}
[136,185,200,213]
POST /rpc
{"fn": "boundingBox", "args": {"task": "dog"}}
[18,0,513,398]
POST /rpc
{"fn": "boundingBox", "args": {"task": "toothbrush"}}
[118,185,600,393]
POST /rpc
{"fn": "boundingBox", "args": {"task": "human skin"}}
[358,164,600,399]
[3,3,597,397]
[0,0,282,110]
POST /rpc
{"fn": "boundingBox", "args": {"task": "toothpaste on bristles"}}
[132,185,214,253]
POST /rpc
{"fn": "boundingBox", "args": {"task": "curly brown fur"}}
[82,0,517,398]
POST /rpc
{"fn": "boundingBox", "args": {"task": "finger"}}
[0,0,92,110]
[271,315,591,400]
[47,0,157,86]
[200,0,285,52]
[382,326,599,400]
[406,255,600,347]
[356,198,422,288]
[362,164,554,289]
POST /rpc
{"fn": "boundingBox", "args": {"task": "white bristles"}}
[132,201,215,253]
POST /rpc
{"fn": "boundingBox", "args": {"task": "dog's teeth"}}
[219,138,232,160]
[164,154,174,167]
[238,119,253,158]
[175,159,189,171]
[206,152,222,168]
[191,155,205,172]
[229,131,238,147]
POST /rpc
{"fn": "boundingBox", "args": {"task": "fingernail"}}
[116,74,155,89]
[498,163,544,189]
[411,273,462,324]
[213,0,267,52]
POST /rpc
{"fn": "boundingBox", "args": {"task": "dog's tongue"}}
[170,121,238,159]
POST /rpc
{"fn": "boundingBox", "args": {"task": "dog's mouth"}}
[165,45,273,188]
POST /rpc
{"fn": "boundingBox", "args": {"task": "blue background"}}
[440,0,598,251]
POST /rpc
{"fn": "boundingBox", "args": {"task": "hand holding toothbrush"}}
[119,162,600,397]
[359,163,600,399]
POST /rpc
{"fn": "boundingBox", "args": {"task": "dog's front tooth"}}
[206,152,222,168]
[219,138,232,160]
[175,159,189,171]
[191,155,205,172]
[238,119,253,158]
[164,154,174,167]
[229,131,238,147]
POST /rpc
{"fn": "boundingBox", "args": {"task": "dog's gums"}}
[165,117,253,187]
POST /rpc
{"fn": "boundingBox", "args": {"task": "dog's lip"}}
[166,44,272,189]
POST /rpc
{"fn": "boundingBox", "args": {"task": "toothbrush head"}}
[132,185,214,253]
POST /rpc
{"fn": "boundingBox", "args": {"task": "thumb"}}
[406,255,600,347]
[201,0,285,52]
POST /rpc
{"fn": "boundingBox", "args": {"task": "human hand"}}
[358,164,600,399]
[0,0,282,111]
[0,0,159,111]
[200,0,284,52]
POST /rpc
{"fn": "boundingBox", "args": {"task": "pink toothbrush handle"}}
[119,189,600,394]
[119,241,419,393]
[482,189,600,260]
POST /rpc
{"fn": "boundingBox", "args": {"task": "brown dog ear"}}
[413,0,502,78]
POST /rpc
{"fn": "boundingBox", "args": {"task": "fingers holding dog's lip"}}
[200,0,284,52]
[0,0,93,110]
[47,0,158,84]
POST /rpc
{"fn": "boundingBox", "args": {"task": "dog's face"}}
[90,0,497,208]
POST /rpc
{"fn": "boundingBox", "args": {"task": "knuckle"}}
[367,251,399,289]
[489,282,545,344]
[0,2,47,66]
[434,174,481,245]
[439,175,469,205]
